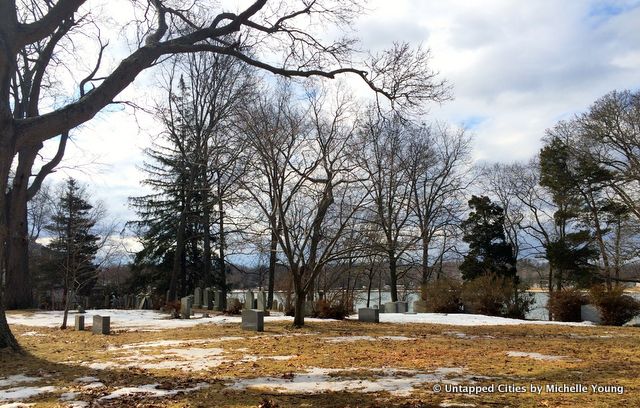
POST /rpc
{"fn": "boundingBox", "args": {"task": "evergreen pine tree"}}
[45,178,100,328]
[459,195,518,282]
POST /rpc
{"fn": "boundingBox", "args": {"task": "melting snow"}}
[99,383,209,400]
[506,351,566,361]
[0,386,57,402]
[229,367,471,396]
[8,309,594,330]
[325,335,414,343]
[0,376,39,389]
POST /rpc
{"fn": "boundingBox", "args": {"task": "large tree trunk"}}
[293,290,305,327]
[5,148,38,310]
[217,187,227,310]
[0,136,22,352]
[388,252,398,302]
[547,265,553,321]
[203,197,212,288]
[60,284,69,329]
[421,238,430,285]
[169,210,187,301]
[267,222,277,309]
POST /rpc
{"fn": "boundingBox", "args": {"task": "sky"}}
[34,0,640,253]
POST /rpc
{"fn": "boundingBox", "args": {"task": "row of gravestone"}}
[358,301,413,323]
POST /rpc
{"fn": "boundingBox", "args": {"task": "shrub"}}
[548,288,587,322]
[311,299,350,320]
[590,285,640,326]
[224,298,242,315]
[421,279,462,313]
[461,274,533,318]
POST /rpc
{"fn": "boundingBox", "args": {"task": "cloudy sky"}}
[37,0,640,239]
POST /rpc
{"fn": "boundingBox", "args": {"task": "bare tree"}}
[356,110,418,302]
[251,85,367,326]
[0,0,446,350]
[407,123,470,284]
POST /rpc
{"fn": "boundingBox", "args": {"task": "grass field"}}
[1,312,638,407]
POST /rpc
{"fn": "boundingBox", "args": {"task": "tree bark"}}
[389,252,398,302]
[267,222,277,309]
[293,291,305,327]
[5,147,38,309]
[217,182,227,310]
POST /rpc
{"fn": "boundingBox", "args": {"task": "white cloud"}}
[31,1,640,230]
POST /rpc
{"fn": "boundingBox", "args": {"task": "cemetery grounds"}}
[1,310,639,407]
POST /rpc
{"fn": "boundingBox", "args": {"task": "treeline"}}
[126,51,640,324]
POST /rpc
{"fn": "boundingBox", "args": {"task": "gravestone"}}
[241,309,264,332]
[272,299,278,311]
[75,315,85,331]
[358,308,379,323]
[203,288,212,310]
[180,296,192,319]
[166,290,171,303]
[214,290,224,311]
[384,301,408,313]
[194,287,202,308]
[244,290,254,310]
[581,304,601,324]
[257,291,267,311]
[92,315,110,335]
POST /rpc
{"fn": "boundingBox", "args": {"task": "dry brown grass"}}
[1,318,638,407]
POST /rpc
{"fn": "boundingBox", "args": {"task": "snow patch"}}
[73,377,100,384]
[64,402,89,408]
[229,367,471,396]
[0,386,57,402]
[59,392,79,401]
[99,382,209,400]
[19,332,44,337]
[366,313,594,327]
[506,351,566,361]
[0,376,39,389]
[325,335,414,343]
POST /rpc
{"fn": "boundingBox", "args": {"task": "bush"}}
[548,288,587,322]
[311,299,350,320]
[461,274,533,318]
[590,285,640,326]
[421,279,462,313]
[224,298,242,315]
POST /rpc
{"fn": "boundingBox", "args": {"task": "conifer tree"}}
[459,195,517,282]
[45,178,100,329]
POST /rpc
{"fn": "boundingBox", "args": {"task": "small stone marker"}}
[75,315,85,331]
[358,308,379,323]
[202,288,213,310]
[384,301,408,313]
[180,296,192,319]
[244,290,254,310]
[272,299,278,311]
[241,309,264,332]
[581,304,601,324]
[257,290,267,311]
[92,315,110,335]
[214,290,223,311]
[194,287,202,308]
